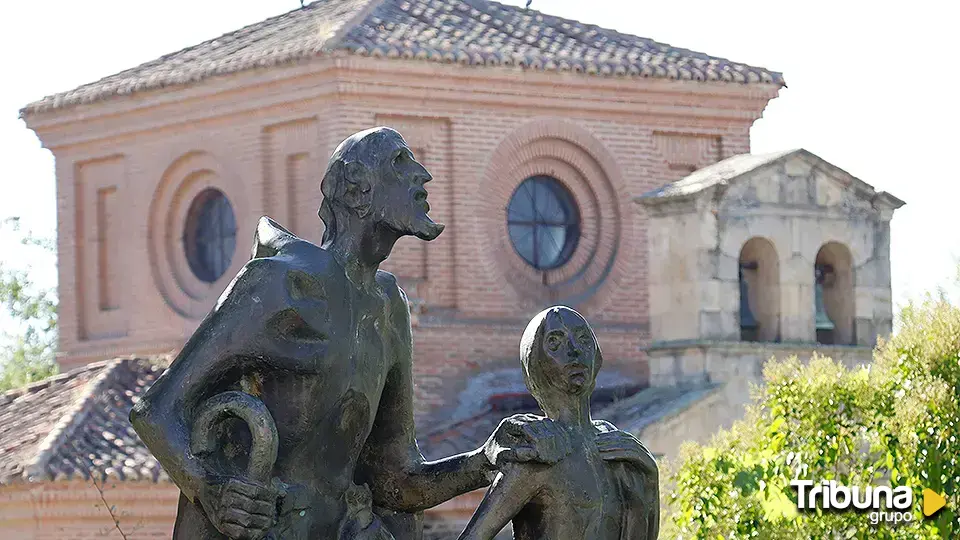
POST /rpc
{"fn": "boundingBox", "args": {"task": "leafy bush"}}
[663,294,960,538]
[0,218,57,392]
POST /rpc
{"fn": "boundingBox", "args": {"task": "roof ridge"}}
[637,149,801,203]
[0,358,115,404]
[21,359,126,482]
[637,147,904,208]
[321,0,387,52]
[479,0,660,49]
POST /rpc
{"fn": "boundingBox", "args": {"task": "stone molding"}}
[644,338,875,354]
[645,338,875,388]
[57,339,182,372]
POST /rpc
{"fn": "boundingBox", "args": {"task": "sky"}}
[0,0,956,311]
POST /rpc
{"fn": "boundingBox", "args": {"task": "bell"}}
[814,265,835,332]
[739,263,758,339]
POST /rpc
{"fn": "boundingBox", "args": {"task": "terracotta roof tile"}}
[22,0,784,115]
[592,383,722,435]
[0,358,168,485]
[0,363,101,483]
[1,360,712,485]
[417,382,710,460]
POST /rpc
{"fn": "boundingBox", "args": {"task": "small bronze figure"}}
[131,127,564,540]
[458,306,660,540]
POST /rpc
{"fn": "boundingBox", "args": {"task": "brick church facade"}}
[2,0,901,537]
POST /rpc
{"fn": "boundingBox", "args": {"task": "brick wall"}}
[0,481,180,539]
[0,480,488,539]
[31,57,775,420]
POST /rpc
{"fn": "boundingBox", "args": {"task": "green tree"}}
[0,217,57,392]
[663,292,960,538]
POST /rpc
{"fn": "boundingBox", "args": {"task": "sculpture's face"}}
[372,135,444,241]
[536,308,598,396]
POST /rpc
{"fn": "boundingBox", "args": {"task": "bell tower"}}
[634,149,903,445]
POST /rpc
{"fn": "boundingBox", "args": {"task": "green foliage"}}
[664,293,960,538]
[0,217,58,392]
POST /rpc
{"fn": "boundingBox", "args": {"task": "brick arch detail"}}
[148,151,251,319]
[479,118,628,312]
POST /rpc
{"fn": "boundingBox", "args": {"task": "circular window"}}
[506,176,580,270]
[183,189,237,283]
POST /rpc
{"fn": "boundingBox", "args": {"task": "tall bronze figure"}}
[130,128,565,540]
[458,306,660,540]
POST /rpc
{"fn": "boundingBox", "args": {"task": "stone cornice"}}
[24,56,780,151]
[717,204,886,221]
[639,187,716,215]
[416,311,649,333]
[644,339,875,356]
[58,339,182,371]
[638,148,905,218]
[334,57,778,114]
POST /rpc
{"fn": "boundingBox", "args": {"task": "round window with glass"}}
[506,176,581,270]
[183,188,237,283]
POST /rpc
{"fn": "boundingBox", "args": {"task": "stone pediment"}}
[638,149,905,217]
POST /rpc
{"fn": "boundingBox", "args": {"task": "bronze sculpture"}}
[458,306,660,540]
[130,128,569,540]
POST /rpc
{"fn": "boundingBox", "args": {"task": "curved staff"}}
[190,390,279,485]
[130,127,566,540]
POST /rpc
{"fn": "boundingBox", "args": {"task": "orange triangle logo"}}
[923,488,947,517]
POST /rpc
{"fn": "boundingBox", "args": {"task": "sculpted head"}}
[318,127,444,245]
[520,306,602,411]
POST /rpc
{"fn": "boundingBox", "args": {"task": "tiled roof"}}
[0,360,711,486]
[639,149,798,202]
[592,383,721,435]
[0,358,168,485]
[418,383,713,460]
[637,148,907,209]
[23,0,784,114]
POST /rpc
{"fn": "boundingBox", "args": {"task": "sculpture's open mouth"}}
[406,186,442,240]
[565,363,589,386]
[414,189,430,213]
